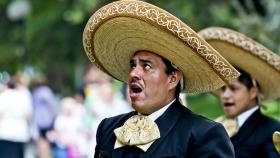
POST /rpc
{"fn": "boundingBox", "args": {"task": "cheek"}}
[143,71,169,93]
[148,73,168,85]
[146,79,163,93]
[234,93,249,106]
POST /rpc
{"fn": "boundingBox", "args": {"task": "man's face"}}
[128,51,177,114]
[220,79,257,118]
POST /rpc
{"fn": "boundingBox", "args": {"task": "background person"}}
[32,73,56,158]
[0,75,33,158]
[199,27,280,158]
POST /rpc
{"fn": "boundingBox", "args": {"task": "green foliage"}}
[261,99,280,120]
[187,93,224,120]
[0,0,100,94]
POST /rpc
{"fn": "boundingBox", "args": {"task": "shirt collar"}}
[237,106,259,128]
[144,99,175,121]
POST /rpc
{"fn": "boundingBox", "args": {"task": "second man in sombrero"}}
[199,27,280,158]
[83,0,240,157]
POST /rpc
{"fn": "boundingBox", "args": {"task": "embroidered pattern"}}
[199,27,280,71]
[83,1,240,81]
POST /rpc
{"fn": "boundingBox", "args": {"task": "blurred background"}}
[0,0,279,158]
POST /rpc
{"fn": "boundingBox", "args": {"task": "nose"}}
[129,66,141,81]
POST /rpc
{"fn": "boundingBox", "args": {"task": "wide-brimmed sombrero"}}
[199,27,280,100]
[83,0,239,93]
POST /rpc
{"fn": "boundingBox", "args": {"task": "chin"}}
[132,103,142,112]
[226,113,237,118]
[132,104,150,114]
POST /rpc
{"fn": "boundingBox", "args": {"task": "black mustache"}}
[130,78,144,89]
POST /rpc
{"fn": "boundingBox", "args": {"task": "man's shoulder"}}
[258,112,280,130]
[177,105,223,133]
[175,105,231,151]
[181,106,219,125]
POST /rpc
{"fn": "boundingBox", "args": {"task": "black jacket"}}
[94,100,235,158]
[231,109,280,158]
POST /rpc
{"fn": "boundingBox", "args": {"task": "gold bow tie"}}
[215,116,239,138]
[114,115,160,152]
[273,131,280,154]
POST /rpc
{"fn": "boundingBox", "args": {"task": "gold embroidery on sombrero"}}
[114,115,160,152]
[83,0,239,82]
[199,28,280,71]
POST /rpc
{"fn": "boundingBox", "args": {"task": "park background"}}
[1,0,279,120]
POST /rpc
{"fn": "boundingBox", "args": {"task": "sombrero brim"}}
[83,1,239,93]
[199,27,280,100]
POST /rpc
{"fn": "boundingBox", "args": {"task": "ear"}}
[249,86,258,100]
[168,71,182,90]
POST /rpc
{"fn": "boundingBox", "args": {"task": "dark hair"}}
[161,57,181,99]
[236,68,261,103]
[236,68,259,90]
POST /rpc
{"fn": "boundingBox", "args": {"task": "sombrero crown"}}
[199,27,280,100]
[83,0,239,93]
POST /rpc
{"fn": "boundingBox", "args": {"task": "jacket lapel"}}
[147,99,184,157]
[231,109,262,146]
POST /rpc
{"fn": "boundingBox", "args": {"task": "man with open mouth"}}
[200,27,280,158]
[83,0,240,157]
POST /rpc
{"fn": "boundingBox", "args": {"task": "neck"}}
[141,97,176,115]
[247,100,258,110]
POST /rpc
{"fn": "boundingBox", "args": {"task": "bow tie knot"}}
[114,115,160,152]
[216,116,239,137]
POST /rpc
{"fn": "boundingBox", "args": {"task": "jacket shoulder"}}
[258,113,280,132]
[176,104,226,137]
[181,105,221,128]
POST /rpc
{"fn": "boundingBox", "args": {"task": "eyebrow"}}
[140,59,152,64]
[130,59,153,65]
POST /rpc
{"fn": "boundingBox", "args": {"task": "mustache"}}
[129,78,144,89]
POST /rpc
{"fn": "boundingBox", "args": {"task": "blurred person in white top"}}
[0,74,33,158]
[49,97,88,158]
[92,82,132,125]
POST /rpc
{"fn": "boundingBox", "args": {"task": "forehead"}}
[132,51,163,62]
[226,79,244,87]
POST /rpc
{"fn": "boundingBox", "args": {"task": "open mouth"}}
[130,83,143,94]
[224,103,234,107]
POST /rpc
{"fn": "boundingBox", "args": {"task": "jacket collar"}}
[231,109,262,146]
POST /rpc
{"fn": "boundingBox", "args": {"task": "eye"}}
[220,86,226,92]
[229,86,237,91]
[144,64,151,70]
[130,62,136,69]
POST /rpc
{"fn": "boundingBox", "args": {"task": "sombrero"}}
[83,0,239,93]
[199,27,280,100]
